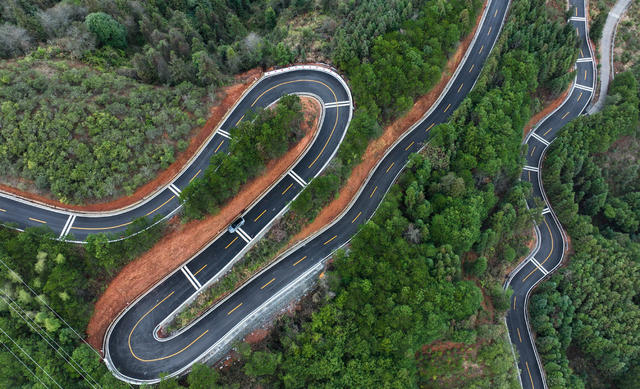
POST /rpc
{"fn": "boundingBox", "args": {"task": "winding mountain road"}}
[0,0,594,386]
[504,0,596,388]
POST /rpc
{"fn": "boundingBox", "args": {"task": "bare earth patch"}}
[86,97,322,351]
[0,68,263,212]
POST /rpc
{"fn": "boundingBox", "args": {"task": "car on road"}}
[228,217,245,233]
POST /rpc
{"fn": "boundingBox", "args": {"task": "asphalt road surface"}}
[504,0,596,388]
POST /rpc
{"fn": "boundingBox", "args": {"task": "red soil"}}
[85,97,322,351]
[0,68,263,212]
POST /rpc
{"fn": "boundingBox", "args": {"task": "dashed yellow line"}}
[530,145,536,157]
[577,91,583,101]
[236,114,245,126]
[457,83,464,93]
[561,112,570,119]
[517,328,523,343]
[72,221,133,231]
[254,210,266,222]
[525,361,535,388]
[261,278,275,289]
[193,264,207,276]
[293,256,307,266]
[469,64,475,73]
[386,162,395,173]
[513,295,517,310]
[584,70,587,80]
[523,219,554,282]
[370,186,378,198]
[443,103,451,113]
[528,171,531,181]
[189,169,201,183]
[145,196,175,216]
[487,26,492,36]
[323,235,337,245]
[426,123,435,132]
[225,237,238,249]
[479,45,484,54]
[28,217,46,224]
[214,140,224,153]
[282,183,293,195]
[405,141,415,151]
[352,211,362,224]
[227,303,242,315]
[544,127,553,136]
[494,9,498,17]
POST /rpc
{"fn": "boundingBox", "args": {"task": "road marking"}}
[217,129,231,139]
[236,114,245,126]
[576,27,579,36]
[214,140,224,153]
[543,127,553,136]
[181,267,201,290]
[575,7,578,16]
[457,83,464,93]
[528,171,531,181]
[28,217,46,224]
[542,207,551,215]
[561,111,570,119]
[189,169,201,183]
[494,8,498,17]
[168,184,181,196]
[58,215,76,239]
[517,328,523,343]
[530,257,549,275]
[513,295,517,310]
[525,361,535,389]
[352,211,362,223]
[523,219,554,282]
[479,45,484,54]
[236,227,251,243]
[577,91,583,101]
[530,145,537,157]
[324,101,350,108]
[444,103,451,113]
[293,256,307,266]
[253,210,266,222]
[576,57,592,63]
[370,186,378,198]
[469,64,475,72]
[289,171,308,187]
[193,264,207,276]
[324,235,337,245]
[575,83,593,92]
[405,141,415,151]
[225,236,238,249]
[261,278,276,289]
[71,220,133,231]
[487,26,492,35]
[523,166,539,172]
[0,208,5,212]
[227,303,242,315]
[580,48,584,56]
[145,196,175,216]
[386,162,395,173]
[570,16,586,21]
[426,123,435,132]
[128,291,209,362]
[282,183,294,195]
[531,133,550,146]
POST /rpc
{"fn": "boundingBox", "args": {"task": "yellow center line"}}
[457,83,464,93]
[443,103,451,113]
[523,219,554,282]
[282,183,294,195]
[577,91,582,101]
[544,127,553,136]
[254,210,266,222]
[386,162,395,173]
[261,278,276,289]
[189,169,201,183]
[236,114,245,126]
[526,361,535,388]
[513,295,517,310]
[145,195,175,216]
[324,235,337,245]
[72,220,133,231]
[370,186,378,198]
[293,256,307,266]
[469,64,475,73]
[487,26,492,36]
[576,27,579,36]
[530,145,536,157]
[225,236,238,249]
[127,291,210,362]
[28,217,46,224]
[479,45,484,54]
[405,141,415,151]
[528,171,531,181]
[227,302,243,315]
[193,264,207,276]
[214,140,224,153]
[494,9,498,17]
[584,70,587,80]
[517,328,523,343]
[580,48,584,56]
[561,112,570,119]
[352,211,362,224]
[426,123,435,132]
[575,7,578,16]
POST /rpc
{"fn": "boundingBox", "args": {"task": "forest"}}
[0,0,588,387]
[531,72,640,389]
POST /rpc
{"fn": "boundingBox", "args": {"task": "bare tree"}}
[0,24,33,58]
